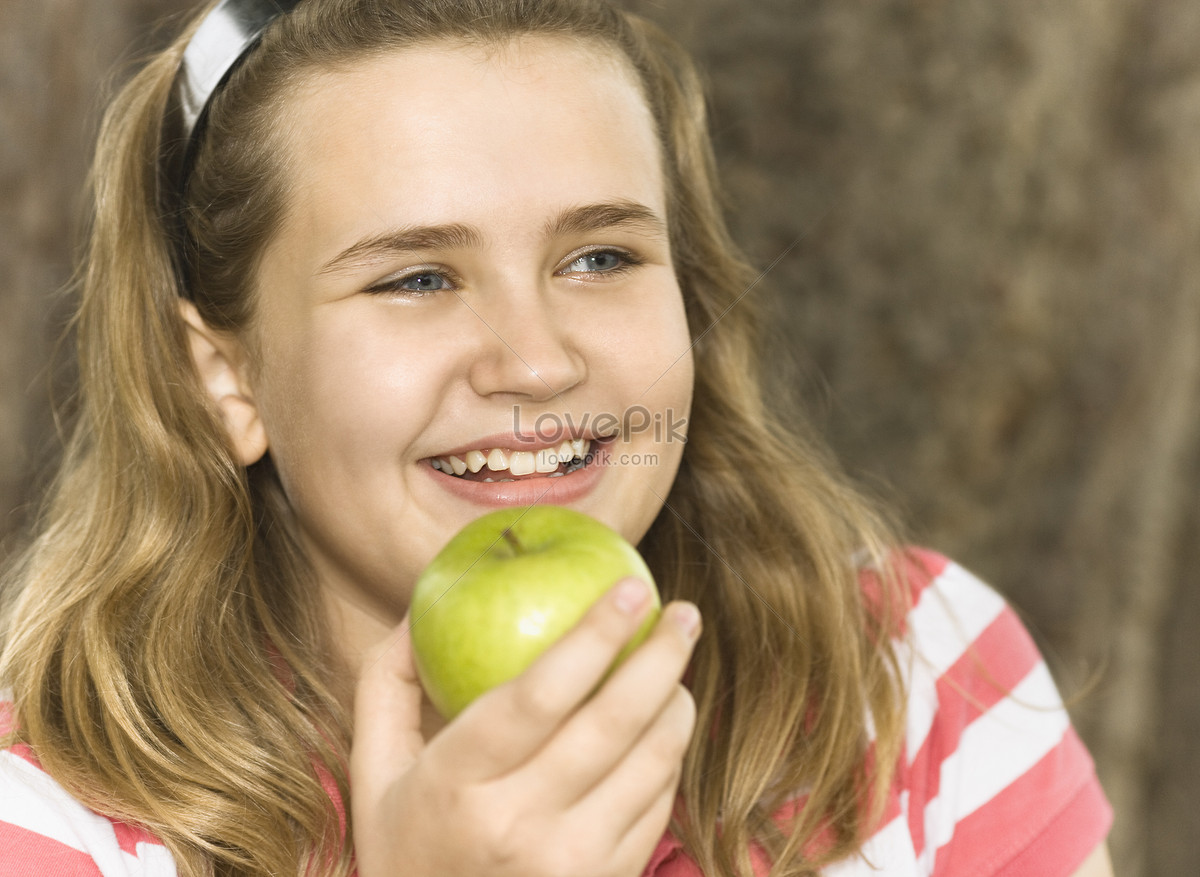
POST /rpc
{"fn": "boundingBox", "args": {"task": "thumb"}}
[351,618,427,794]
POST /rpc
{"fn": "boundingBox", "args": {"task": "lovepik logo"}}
[511,406,688,445]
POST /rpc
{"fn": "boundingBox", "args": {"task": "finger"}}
[604,753,684,877]
[426,576,657,782]
[577,684,696,843]
[524,600,701,807]
[351,619,427,802]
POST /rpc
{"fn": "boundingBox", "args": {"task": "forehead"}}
[268,36,665,238]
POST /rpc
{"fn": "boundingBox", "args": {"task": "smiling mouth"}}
[429,438,603,483]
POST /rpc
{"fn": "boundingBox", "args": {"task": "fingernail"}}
[613,578,649,615]
[668,602,701,640]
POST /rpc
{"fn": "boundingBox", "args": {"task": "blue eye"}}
[368,270,455,296]
[563,250,637,274]
[398,272,450,292]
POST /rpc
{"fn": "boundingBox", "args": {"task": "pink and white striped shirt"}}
[647,550,1112,875]
[0,550,1111,875]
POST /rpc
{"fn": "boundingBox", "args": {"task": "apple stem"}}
[502,527,521,552]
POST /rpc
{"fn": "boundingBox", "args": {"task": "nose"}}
[465,285,587,402]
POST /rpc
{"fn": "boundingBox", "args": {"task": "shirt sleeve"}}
[897,550,1113,877]
[0,745,178,877]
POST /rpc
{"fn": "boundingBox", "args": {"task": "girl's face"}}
[243,37,693,645]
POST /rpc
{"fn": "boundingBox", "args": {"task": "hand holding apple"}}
[351,538,699,877]
[409,505,661,719]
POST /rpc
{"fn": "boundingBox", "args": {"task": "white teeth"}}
[438,438,596,478]
[508,451,536,476]
[483,477,495,483]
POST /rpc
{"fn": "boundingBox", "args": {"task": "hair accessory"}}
[165,0,302,295]
[177,0,302,143]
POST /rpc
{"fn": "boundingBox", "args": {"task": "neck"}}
[322,584,449,741]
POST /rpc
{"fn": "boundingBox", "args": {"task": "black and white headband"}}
[163,0,303,288]
[176,0,302,145]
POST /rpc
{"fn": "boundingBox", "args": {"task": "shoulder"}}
[892,548,1068,751]
[879,550,1113,877]
[0,702,177,877]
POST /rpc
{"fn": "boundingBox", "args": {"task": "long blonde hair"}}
[0,1,906,875]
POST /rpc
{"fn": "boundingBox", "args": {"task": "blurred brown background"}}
[2,0,1197,873]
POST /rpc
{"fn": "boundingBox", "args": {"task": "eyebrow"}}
[318,223,484,276]
[543,200,667,240]
[317,199,667,277]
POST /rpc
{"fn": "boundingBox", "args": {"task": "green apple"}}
[409,505,660,719]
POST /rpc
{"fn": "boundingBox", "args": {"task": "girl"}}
[0,0,1112,875]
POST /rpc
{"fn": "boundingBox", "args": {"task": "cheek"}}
[635,281,694,401]
[613,282,694,462]
[249,316,442,493]
[647,290,694,466]
[601,272,691,357]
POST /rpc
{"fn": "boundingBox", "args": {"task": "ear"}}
[178,299,269,466]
